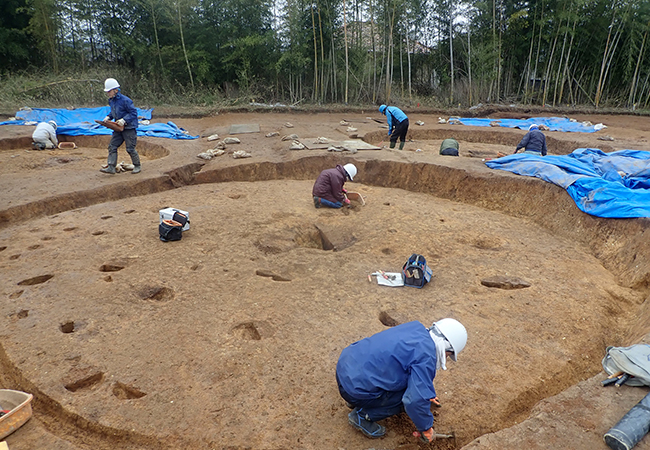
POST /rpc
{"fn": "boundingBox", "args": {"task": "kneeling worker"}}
[379,104,409,150]
[515,124,547,155]
[336,318,467,441]
[440,138,459,156]
[312,163,357,208]
[32,120,58,150]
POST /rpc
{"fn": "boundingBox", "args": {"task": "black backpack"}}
[159,211,188,242]
[402,254,433,288]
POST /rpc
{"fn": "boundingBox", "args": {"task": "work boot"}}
[389,141,396,149]
[100,166,116,174]
[132,165,141,174]
[348,408,386,439]
[399,142,405,150]
[313,197,321,209]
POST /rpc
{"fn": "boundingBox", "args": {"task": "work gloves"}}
[343,198,351,205]
[116,118,126,126]
[103,116,110,122]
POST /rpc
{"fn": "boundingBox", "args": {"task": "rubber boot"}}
[389,141,396,149]
[130,151,141,174]
[399,141,405,150]
[100,166,116,174]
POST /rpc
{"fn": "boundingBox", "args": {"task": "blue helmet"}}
[379,105,387,114]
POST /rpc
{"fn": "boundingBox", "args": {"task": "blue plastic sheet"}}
[0,107,198,140]
[485,148,650,218]
[457,117,599,133]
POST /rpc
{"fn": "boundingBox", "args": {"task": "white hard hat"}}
[529,124,539,131]
[433,318,467,361]
[343,163,357,181]
[48,120,57,130]
[104,78,120,92]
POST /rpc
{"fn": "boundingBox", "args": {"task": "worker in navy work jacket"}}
[100,77,142,174]
[312,163,357,208]
[514,124,547,156]
[336,318,467,442]
[379,104,409,150]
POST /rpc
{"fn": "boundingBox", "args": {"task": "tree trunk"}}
[177,0,194,89]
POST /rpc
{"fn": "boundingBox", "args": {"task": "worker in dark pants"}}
[336,318,467,442]
[379,105,409,150]
[100,78,141,174]
[514,124,547,156]
[440,138,459,156]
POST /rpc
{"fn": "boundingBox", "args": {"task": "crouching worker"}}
[100,78,141,174]
[379,104,409,150]
[32,121,58,150]
[440,138,459,156]
[336,318,467,442]
[514,124,547,156]
[312,163,357,208]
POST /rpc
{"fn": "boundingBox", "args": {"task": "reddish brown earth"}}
[1,109,650,450]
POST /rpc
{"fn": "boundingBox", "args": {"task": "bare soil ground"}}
[1,109,650,450]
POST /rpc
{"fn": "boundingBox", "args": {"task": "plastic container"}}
[604,392,650,450]
[0,389,33,439]
[159,208,190,231]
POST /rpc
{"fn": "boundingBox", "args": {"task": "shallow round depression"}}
[0,134,169,174]
[1,155,648,450]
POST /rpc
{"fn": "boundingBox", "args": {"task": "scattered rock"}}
[265,132,280,137]
[415,120,425,126]
[284,122,294,128]
[232,150,252,159]
[289,140,305,150]
[314,137,330,144]
[223,137,241,144]
[339,120,350,126]
[438,117,446,124]
[115,161,134,173]
[282,134,299,141]
[597,136,615,141]
[206,134,220,141]
[255,270,292,282]
[538,124,550,131]
[346,126,358,133]
[489,121,501,127]
[214,141,227,150]
[480,276,531,290]
[448,119,462,125]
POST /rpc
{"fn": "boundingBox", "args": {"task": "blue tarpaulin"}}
[457,116,600,133]
[0,107,198,140]
[485,148,650,218]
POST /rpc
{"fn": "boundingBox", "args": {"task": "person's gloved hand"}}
[103,116,110,122]
[343,198,351,205]
[413,427,435,443]
[116,118,126,126]
[342,188,348,194]
[430,396,441,407]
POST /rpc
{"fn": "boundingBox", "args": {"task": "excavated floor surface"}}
[1,111,650,450]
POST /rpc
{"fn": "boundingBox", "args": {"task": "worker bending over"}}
[312,163,357,208]
[336,318,467,442]
[440,138,460,156]
[32,121,58,150]
[515,124,547,155]
[379,105,409,150]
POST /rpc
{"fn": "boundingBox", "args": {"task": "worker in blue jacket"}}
[514,124,547,155]
[379,104,409,150]
[100,78,141,174]
[336,318,467,442]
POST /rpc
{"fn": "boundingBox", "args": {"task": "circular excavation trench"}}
[1,151,649,450]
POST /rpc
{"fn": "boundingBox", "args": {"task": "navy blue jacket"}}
[336,321,438,431]
[108,92,138,130]
[516,129,547,155]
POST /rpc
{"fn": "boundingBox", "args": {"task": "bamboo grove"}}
[2,0,650,108]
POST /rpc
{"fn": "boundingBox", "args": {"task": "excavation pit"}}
[0,112,649,450]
